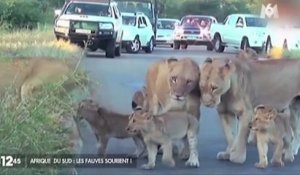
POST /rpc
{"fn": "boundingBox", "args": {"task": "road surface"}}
[76,46,300,175]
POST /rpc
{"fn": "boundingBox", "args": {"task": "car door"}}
[225,15,239,45]
[142,16,153,43]
[112,5,122,43]
[232,16,245,46]
[137,16,147,46]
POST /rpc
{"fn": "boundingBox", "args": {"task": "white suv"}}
[54,0,123,58]
[121,12,154,53]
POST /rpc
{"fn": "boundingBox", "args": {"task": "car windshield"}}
[245,17,267,27]
[65,3,111,17]
[117,1,153,22]
[181,17,212,28]
[122,15,136,26]
[157,20,177,30]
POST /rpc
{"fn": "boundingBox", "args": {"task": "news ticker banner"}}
[0,154,137,168]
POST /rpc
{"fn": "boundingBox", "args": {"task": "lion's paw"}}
[271,159,284,167]
[162,158,175,167]
[284,151,294,162]
[185,157,199,168]
[255,161,268,169]
[141,163,155,170]
[230,149,246,164]
[216,151,230,160]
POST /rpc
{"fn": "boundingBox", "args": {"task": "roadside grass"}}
[283,49,300,59]
[0,29,89,175]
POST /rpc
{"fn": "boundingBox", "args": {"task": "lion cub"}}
[250,105,294,169]
[126,109,199,169]
[76,99,145,157]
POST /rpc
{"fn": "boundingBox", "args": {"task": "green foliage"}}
[0,0,65,30]
[158,0,260,21]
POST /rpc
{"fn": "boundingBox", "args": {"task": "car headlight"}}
[56,19,70,28]
[100,23,113,30]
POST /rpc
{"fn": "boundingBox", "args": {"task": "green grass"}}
[0,28,89,175]
[283,49,300,59]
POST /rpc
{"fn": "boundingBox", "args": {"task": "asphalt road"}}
[76,46,300,175]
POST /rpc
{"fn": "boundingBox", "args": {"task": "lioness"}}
[0,58,79,100]
[250,105,294,168]
[199,57,300,163]
[144,58,201,159]
[76,99,146,157]
[126,109,199,169]
[145,58,201,117]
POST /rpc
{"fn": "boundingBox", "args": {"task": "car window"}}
[245,17,267,27]
[157,20,177,30]
[65,2,110,17]
[122,15,136,26]
[142,17,147,26]
[236,17,244,27]
[138,17,143,26]
[113,6,118,19]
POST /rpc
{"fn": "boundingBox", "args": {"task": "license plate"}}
[187,36,197,40]
[75,29,91,34]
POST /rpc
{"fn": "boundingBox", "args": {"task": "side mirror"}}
[139,24,146,28]
[54,9,62,16]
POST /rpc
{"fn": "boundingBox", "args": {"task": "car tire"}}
[87,42,98,52]
[206,42,214,51]
[105,39,116,58]
[145,37,154,53]
[241,37,250,50]
[214,34,225,53]
[173,41,180,50]
[181,43,188,49]
[170,44,173,48]
[115,44,121,57]
[126,36,140,53]
[265,37,272,54]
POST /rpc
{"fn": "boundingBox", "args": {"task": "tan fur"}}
[236,48,259,60]
[250,105,294,168]
[77,99,146,157]
[0,58,78,101]
[126,110,199,169]
[289,96,300,155]
[145,58,201,118]
[199,57,300,164]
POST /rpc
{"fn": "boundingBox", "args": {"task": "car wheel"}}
[173,41,180,50]
[126,36,141,53]
[241,37,250,50]
[206,42,214,51]
[88,45,98,52]
[214,34,225,53]
[105,39,116,58]
[145,37,154,53]
[265,37,272,54]
[181,43,188,49]
[170,44,173,48]
[115,44,121,57]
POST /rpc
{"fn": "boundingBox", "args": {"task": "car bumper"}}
[54,27,114,43]
[174,34,212,44]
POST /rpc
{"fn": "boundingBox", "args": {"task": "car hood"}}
[157,29,174,37]
[59,15,113,23]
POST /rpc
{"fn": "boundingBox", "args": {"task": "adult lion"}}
[145,58,201,118]
[199,57,300,164]
[0,57,79,100]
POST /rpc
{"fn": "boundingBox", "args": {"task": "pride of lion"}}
[66,48,300,169]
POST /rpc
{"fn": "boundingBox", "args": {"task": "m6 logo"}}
[260,3,279,19]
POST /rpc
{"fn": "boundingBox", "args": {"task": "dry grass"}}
[0,29,89,175]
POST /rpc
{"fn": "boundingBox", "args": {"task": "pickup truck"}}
[210,14,267,53]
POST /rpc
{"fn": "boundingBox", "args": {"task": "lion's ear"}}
[254,104,265,113]
[222,59,235,76]
[204,57,213,63]
[167,58,178,64]
[268,108,277,120]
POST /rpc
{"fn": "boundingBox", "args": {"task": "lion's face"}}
[199,58,235,107]
[77,99,105,125]
[250,105,277,131]
[168,58,199,101]
[126,109,153,135]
